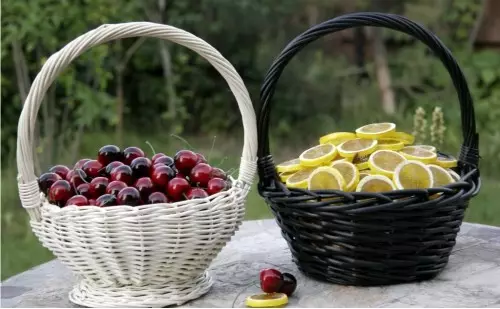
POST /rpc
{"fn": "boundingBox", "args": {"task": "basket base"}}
[68,272,212,308]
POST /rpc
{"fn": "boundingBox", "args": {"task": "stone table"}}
[2,219,500,308]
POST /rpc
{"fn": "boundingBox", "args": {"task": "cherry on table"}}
[65,195,89,207]
[49,165,71,179]
[260,268,284,293]
[38,172,62,195]
[151,165,175,188]
[167,177,190,201]
[134,177,155,200]
[76,183,92,199]
[66,169,88,188]
[82,160,103,178]
[279,273,297,296]
[117,187,141,206]
[74,158,91,170]
[48,180,73,206]
[105,161,124,176]
[90,177,109,198]
[96,194,117,207]
[110,165,134,185]
[207,177,227,195]
[190,163,212,187]
[123,146,145,165]
[174,150,198,174]
[98,145,123,166]
[147,192,169,204]
[185,187,209,200]
[130,157,152,178]
[106,180,128,196]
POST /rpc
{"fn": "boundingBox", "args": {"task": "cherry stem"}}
[145,140,156,155]
[217,156,228,167]
[207,135,216,163]
[76,169,89,184]
[170,134,194,151]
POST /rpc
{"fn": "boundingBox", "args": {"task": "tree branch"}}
[468,0,487,51]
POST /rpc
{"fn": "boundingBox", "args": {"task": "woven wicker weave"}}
[257,13,481,286]
[16,22,257,307]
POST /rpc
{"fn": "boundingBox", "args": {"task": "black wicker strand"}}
[256,12,481,286]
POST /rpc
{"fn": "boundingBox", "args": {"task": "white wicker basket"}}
[16,22,257,308]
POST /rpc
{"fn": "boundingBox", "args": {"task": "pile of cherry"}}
[38,145,230,207]
[260,268,297,296]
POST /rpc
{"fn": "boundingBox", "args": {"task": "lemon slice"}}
[355,122,396,139]
[447,169,461,181]
[307,166,346,191]
[337,138,378,158]
[356,175,395,193]
[377,138,405,151]
[331,161,359,191]
[352,155,370,170]
[245,293,288,308]
[368,150,407,178]
[414,145,437,152]
[428,164,455,187]
[319,132,357,145]
[436,156,458,168]
[385,131,415,145]
[286,168,315,189]
[279,171,295,183]
[400,146,437,164]
[394,160,434,189]
[299,144,337,167]
[276,158,302,173]
[359,170,372,181]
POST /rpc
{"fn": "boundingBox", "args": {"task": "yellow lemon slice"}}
[245,293,288,308]
[400,146,437,164]
[276,158,302,173]
[368,150,407,178]
[279,171,295,183]
[447,169,461,181]
[377,138,405,151]
[359,170,372,181]
[337,138,378,158]
[356,175,396,193]
[331,160,359,192]
[307,166,346,191]
[385,131,415,145]
[428,164,455,187]
[319,132,357,145]
[286,168,315,189]
[352,155,370,170]
[355,122,396,139]
[394,160,434,190]
[436,156,458,168]
[299,144,337,167]
[414,145,437,152]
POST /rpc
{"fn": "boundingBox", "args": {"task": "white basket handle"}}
[17,22,257,220]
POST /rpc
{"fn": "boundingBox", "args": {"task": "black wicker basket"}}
[257,12,481,286]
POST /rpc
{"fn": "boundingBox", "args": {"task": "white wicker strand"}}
[16,22,258,307]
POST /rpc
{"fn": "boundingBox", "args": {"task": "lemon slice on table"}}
[385,131,415,145]
[331,161,359,192]
[377,138,405,151]
[307,166,346,191]
[368,150,407,178]
[319,132,357,145]
[245,293,288,308]
[359,170,372,181]
[299,144,337,167]
[337,138,378,158]
[286,168,315,189]
[394,160,434,190]
[276,158,302,173]
[414,145,437,152]
[356,175,396,193]
[279,171,295,183]
[436,156,458,168]
[428,164,455,187]
[355,122,396,139]
[352,155,370,170]
[447,169,461,181]
[400,146,437,164]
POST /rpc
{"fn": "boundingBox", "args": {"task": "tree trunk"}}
[372,27,396,115]
[116,71,124,147]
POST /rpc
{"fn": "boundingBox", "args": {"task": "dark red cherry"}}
[48,180,73,206]
[196,153,207,164]
[66,169,88,188]
[96,194,117,207]
[65,195,89,207]
[105,161,124,176]
[74,158,91,170]
[134,177,155,200]
[207,177,227,195]
[76,183,92,199]
[185,187,208,200]
[130,157,152,178]
[151,165,175,188]
[49,165,71,179]
[106,180,128,196]
[147,192,169,204]
[82,160,103,178]
[166,177,190,201]
[210,167,227,180]
[152,153,166,162]
[38,172,62,195]
[123,147,145,165]
[117,187,141,206]
[260,268,284,293]
[98,145,123,166]
[153,155,174,167]
[174,150,198,174]
[279,273,297,296]
[190,163,212,187]
[110,165,133,185]
[90,177,109,198]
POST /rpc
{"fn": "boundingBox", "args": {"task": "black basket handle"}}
[257,12,479,186]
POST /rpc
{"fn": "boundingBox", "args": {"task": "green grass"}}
[2,132,499,280]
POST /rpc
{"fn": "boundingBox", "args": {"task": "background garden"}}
[2,0,499,280]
